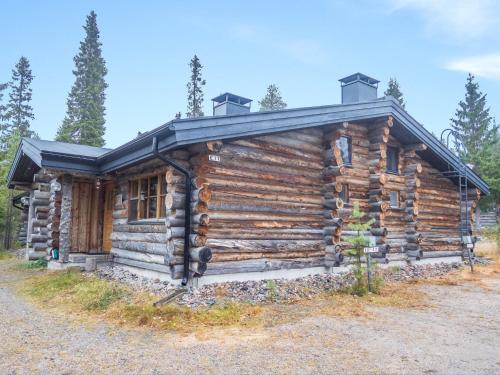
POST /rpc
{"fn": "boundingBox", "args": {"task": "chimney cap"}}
[211,92,253,105]
[339,73,379,87]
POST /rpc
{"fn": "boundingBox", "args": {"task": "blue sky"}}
[2,0,499,148]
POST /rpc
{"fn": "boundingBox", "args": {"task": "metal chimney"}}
[339,73,379,104]
[211,93,252,116]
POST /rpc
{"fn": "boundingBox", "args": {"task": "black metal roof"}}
[7,138,111,188]
[7,97,489,194]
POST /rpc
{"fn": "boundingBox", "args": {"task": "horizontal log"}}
[111,248,165,265]
[113,256,171,274]
[32,198,49,207]
[189,247,213,263]
[171,257,326,278]
[205,238,325,253]
[32,219,48,228]
[189,234,207,247]
[323,165,346,177]
[190,261,207,275]
[33,173,52,183]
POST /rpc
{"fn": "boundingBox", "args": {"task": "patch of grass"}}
[480,224,500,245]
[19,269,264,331]
[475,239,500,262]
[108,299,263,331]
[21,269,129,311]
[15,258,48,270]
[0,249,13,261]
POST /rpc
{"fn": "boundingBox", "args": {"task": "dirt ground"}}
[0,260,499,375]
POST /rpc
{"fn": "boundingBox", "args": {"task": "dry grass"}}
[404,240,500,290]
[17,267,434,333]
[19,269,264,332]
[475,239,500,262]
[17,249,499,334]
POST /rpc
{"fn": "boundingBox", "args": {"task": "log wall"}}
[100,119,479,280]
[418,160,461,252]
[191,128,327,275]
[110,152,191,276]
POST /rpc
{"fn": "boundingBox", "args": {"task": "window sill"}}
[127,219,166,225]
[386,171,399,176]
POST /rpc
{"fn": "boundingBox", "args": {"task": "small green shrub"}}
[266,280,278,302]
[16,258,48,269]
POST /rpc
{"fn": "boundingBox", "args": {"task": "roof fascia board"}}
[99,133,177,173]
[390,103,489,194]
[6,139,42,188]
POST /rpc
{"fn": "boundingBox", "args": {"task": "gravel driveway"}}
[0,261,499,375]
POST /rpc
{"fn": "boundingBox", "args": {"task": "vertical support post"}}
[59,175,73,263]
[25,191,35,259]
[367,253,372,292]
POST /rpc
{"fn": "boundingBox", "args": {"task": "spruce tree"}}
[384,78,405,108]
[5,57,35,138]
[186,55,206,118]
[259,84,287,111]
[450,74,497,155]
[450,74,499,208]
[55,11,107,147]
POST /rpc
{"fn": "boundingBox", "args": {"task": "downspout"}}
[151,136,192,286]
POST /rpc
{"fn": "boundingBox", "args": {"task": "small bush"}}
[266,280,278,302]
[16,258,48,269]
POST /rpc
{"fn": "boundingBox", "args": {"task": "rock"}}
[89,261,467,308]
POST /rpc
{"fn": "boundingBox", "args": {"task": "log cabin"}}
[7,73,489,286]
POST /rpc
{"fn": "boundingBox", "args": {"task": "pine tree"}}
[4,57,35,138]
[186,55,206,118]
[55,11,108,147]
[258,84,287,111]
[384,78,405,108]
[450,74,499,208]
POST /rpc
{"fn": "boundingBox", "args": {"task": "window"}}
[389,191,399,208]
[339,184,349,203]
[335,136,352,165]
[386,146,399,174]
[129,174,167,221]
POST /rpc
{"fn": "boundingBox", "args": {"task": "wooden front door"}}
[102,184,114,253]
[70,181,103,253]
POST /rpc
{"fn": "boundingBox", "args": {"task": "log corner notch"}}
[322,122,348,266]
[152,136,212,285]
[27,172,53,260]
[403,144,424,259]
[367,116,392,255]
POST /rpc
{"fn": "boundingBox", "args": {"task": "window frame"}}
[336,135,352,166]
[389,191,399,208]
[128,173,167,222]
[386,146,399,174]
